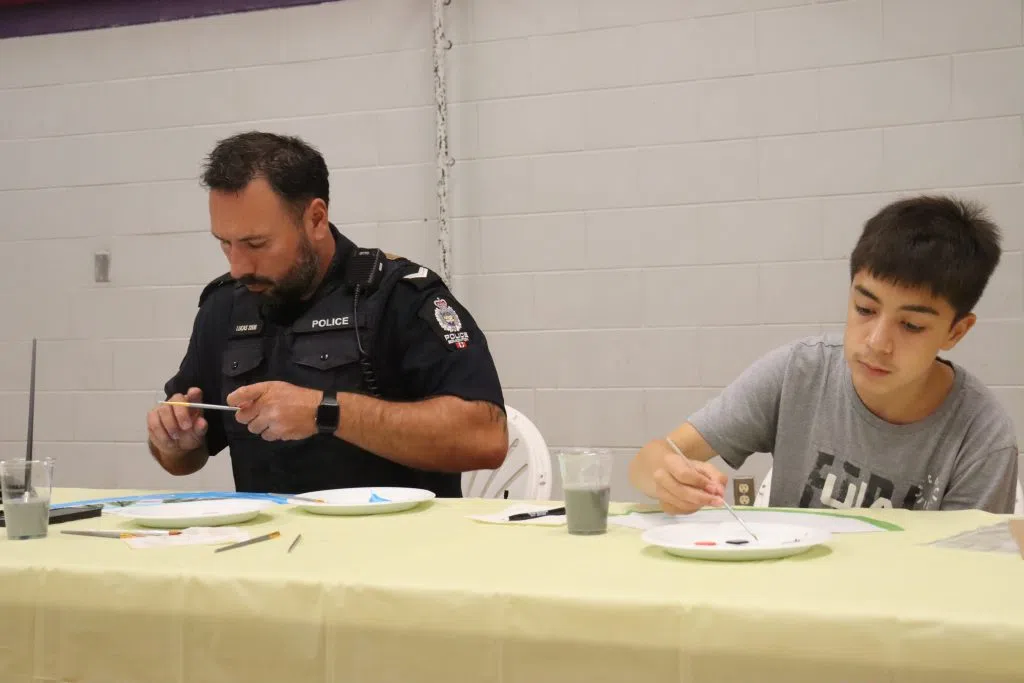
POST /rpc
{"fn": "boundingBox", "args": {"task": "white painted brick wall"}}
[1,0,1022,503]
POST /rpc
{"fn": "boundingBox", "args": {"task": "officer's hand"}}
[653,446,727,515]
[227,381,320,441]
[147,387,208,454]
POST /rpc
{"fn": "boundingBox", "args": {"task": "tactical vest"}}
[217,255,462,497]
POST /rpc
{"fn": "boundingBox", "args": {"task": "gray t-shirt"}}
[689,335,1019,513]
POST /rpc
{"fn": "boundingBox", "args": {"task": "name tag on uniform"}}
[231,321,263,336]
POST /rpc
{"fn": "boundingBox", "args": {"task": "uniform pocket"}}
[292,334,358,371]
[290,330,363,392]
[223,340,264,377]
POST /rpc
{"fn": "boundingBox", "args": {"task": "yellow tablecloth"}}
[0,489,1022,683]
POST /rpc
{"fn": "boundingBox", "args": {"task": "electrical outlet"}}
[732,476,755,506]
[94,251,110,283]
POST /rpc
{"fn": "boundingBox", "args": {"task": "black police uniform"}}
[164,224,504,497]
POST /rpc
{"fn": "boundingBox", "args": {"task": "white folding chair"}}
[462,405,552,500]
[753,467,772,507]
[754,466,1024,513]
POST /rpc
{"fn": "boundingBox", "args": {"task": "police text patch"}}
[292,315,354,333]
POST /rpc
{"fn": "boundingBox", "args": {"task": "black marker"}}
[507,507,566,522]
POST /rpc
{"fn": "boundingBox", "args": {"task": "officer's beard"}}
[240,234,321,317]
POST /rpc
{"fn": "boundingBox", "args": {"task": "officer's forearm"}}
[334,393,507,472]
[148,441,209,476]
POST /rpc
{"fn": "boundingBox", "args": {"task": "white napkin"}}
[123,526,251,549]
[467,504,566,526]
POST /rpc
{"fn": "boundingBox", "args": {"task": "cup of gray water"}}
[0,459,53,540]
[558,449,612,535]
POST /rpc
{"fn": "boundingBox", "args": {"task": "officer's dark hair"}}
[850,195,1001,322]
[201,131,330,221]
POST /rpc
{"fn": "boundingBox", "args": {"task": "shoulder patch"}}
[418,295,471,351]
[199,272,235,307]
[399,265,442,290]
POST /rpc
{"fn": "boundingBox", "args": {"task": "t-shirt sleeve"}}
[941,395,1019,513]
[688,343,794,469]
[941,445,1018,513]
[163,302,228,457]
[375,272,505,410]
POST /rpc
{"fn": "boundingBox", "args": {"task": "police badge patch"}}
[421,297,470,350]
[434,298,460,331]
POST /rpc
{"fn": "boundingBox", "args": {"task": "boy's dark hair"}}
[850,195,1002,321]
[201,131,329,220]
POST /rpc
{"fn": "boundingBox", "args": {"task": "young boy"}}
[629,195,1019,514]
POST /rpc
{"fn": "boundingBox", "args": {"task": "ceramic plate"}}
[110,498,274,529]
[642,522,831,561]
[289,487,435,516]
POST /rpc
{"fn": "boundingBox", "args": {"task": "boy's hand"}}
[653,443,728,514]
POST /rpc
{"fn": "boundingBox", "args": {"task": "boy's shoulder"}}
[788,332,844,358]
[950,361,1017,449]
[760,333,846,378]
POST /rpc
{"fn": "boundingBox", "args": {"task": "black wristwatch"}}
[316,393,340,435]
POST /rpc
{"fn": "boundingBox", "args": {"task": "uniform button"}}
[320,353,329,361]
[231,361,239,370]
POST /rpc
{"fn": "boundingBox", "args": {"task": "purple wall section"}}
[0,0,336,40]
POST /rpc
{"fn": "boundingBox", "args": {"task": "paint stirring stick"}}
[664,437,759,541]
[23,338,37,491]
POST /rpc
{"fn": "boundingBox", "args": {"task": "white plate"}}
[642,522,832,561]
[289,487,435,516]
[110,499,275,529]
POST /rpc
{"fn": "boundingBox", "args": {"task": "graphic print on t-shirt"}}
[799,450,929,510]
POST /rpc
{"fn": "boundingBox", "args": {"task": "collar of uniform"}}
[324,222,356,286]
[307,222,357,300]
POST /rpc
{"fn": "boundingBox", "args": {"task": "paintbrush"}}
[160,400,239,412]
[664,438,759,541]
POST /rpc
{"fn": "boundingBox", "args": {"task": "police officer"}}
[145,132,508,496]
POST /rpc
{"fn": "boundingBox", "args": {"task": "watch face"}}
[318,399,339,432]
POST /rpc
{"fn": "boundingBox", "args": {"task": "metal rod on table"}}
[214,530,280,554]
[287,534,302,553]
